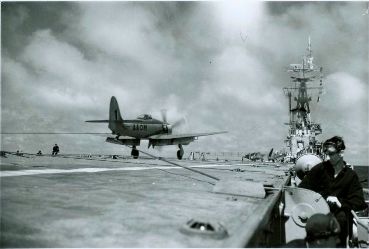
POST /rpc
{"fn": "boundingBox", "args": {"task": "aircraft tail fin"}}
[109,96,123,132]
[268,148,274,158]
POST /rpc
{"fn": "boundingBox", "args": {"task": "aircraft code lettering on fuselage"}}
[133,124,147,131]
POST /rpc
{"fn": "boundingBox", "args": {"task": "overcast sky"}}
[1,1,368,165]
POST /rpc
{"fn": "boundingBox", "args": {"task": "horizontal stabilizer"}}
[1,132,111,135]
[85,120,109,123]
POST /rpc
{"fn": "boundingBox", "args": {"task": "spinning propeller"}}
[160,109,186,133]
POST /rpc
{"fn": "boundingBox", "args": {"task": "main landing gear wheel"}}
[131,146,139,159]
[177,144,184,160]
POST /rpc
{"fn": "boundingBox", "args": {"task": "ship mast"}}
[283,37,324,162]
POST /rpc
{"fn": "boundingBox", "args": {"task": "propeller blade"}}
[172,118,186,129]
[160,109,168,123]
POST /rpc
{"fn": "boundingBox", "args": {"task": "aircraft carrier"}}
[1,39,368,247]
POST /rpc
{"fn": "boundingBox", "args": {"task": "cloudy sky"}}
[1,1,368,165]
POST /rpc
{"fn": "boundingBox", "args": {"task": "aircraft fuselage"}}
[112,119,171,138]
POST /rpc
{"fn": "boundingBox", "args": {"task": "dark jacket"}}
[299,161,366,212]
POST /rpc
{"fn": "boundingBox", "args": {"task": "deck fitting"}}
[180,219,228,239]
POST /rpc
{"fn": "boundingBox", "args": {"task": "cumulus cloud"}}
[1,2,368,164]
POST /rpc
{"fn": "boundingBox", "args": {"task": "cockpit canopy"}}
[137,114,152,120]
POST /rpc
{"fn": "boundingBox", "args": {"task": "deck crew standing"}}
[298,136,366,247]
[52,144,59,156]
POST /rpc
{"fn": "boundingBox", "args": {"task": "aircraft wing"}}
[1,132,112,135]
[1,132,114,138]
[148,131,227,140]
[115,136,137,139]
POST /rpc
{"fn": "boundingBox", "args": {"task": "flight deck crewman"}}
[52,144,59,156]
[298,136,366,247]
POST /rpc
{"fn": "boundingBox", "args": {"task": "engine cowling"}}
[162,124,172,134]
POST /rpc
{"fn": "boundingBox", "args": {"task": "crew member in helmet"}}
[284,213,341,248]
[299,136,366,247]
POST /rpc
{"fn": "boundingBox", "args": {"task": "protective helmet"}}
[294,154,322,180]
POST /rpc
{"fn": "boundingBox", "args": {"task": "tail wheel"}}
[131,148,139,159]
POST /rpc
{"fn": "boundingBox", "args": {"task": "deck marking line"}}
[0,163,236,177]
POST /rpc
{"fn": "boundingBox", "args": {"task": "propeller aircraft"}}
[267,148,287,162]
[86,96,227,159]
[243,152,265,162]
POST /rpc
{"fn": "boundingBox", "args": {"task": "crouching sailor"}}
[284,213,341,248]
[298,136,366,247]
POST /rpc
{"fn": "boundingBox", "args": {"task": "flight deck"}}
[1,153,291,247]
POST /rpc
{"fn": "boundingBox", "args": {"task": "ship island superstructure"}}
[284,37,325,162]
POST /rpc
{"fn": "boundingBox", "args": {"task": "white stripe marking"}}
[0,163,246,177]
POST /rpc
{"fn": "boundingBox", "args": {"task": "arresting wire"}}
[126,146,220,182]
[155,168,215,186]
